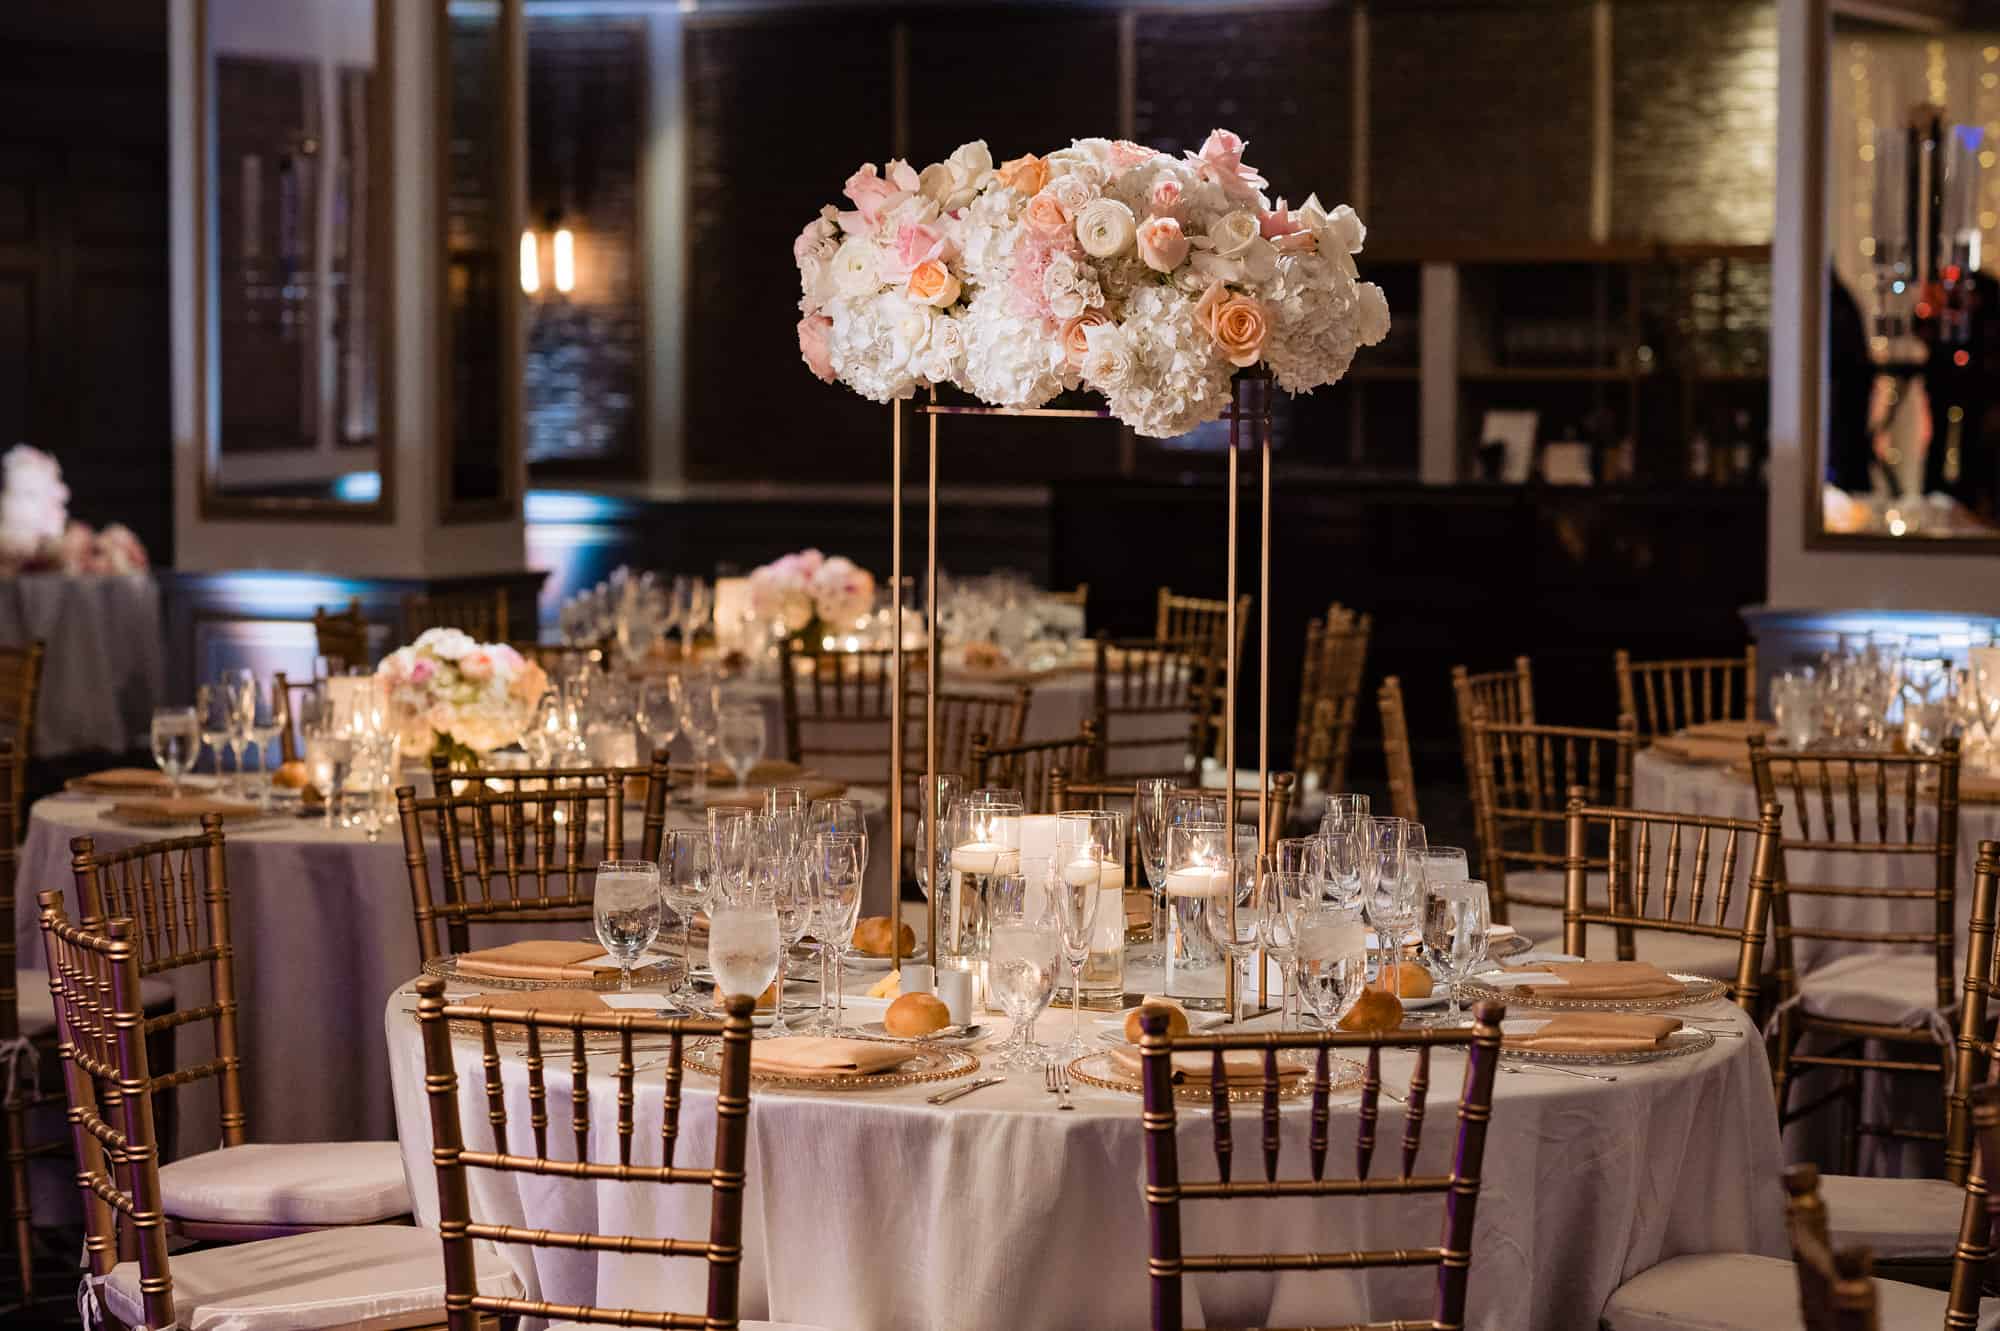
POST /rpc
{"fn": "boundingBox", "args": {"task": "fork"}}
[1044,1060,1074,1110]
[1500,1060,1618,1084]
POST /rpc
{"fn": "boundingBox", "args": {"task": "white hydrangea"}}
[959,287,1065,409]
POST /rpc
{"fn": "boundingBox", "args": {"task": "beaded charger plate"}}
[1502,1026,1716,1067]
[680,1035,979,1092]
[1456,972,1728,1013]
[422,953,682,992]
[1067,1049,1362,1105]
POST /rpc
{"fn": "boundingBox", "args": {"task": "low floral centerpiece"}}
[375,628,549,768]
[748,549,877,654]
[0,444,149,575]
[795,129,1387,434]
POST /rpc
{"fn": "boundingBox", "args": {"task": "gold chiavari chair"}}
[1155,587,1249,667]
[1450,657,1533,803]
[68,816,412,1241]
[1051,773,1299,856]
[1293,606,1372,794]
[1093,635,1217,780]
[1601,1096,2000,1331]
[1137,1001,1506,1331]
[1559,796,1785,998]
[905,684,1030,789]
[397,752,672,963]
[1614,645,1759,741]
[401,586,510,645]
[1049,582,1090,613]
[0,742,42,1302]
[1378,675,1420,824]
[0,641,41,836]
[1467,714,1636,939]
[38,898,517,1330]
[1750,735,1964,1175]
[775,641,928,787]
[311,598,371,671]
[973,723,1101,814]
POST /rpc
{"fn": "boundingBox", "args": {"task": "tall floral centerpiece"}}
[795,129,1387,432]
[0,444,149,575]
[748,549,877,655]
[375,629,549,768]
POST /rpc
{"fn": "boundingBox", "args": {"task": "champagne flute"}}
[1205,846,1263,1020]
[196,684,228,791]
[811,832,866,1032]
[764,850,813,1035]
[913,773,964,904]
[1132,778,1177,963]
[672,670,720,805]
[247,682,284,809]
[1050,819,1106,1061]
[1258,869,1305,1029]
[150,706,197,798]
[707,806,754,906]
[658,828,707,1008]
[1361,816,1414,979]
[594,859,663,992]
[716,704,767,791]
[221,669,256,802]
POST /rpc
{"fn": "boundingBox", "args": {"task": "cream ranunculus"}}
[832,236,881,296]
[1207,210,1262,259]
[1074,198,1136,259]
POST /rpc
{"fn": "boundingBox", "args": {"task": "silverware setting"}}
[927,1076,1006,1106]
[1044,1061,1074,1110]
[1499,1060,1619,1083]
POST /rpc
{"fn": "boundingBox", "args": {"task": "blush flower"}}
[798,314,835,381]
[1136,216,1189,272]
[1186,129,1269,206]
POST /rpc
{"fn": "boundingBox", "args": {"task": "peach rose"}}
[996,153,1048,196]
[1136,216,1189,273]
[1023,190,1070,234]
[1059,311,1112,368]
[1198,286,1268,368]
[906,259,962,308]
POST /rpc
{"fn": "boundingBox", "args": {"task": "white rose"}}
[1356,282,1391,345]
[888,300,934,371]
[1239,236,1279,284]
[1208,210,1261,259]
[1079,323,1138,391]
[1049,173,1098,217]
[1074,198,1136,259]
[922,314,966,382]
[950,140,993,179]
[832,236,880,296]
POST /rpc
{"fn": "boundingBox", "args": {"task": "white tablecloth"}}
[385,982,1783,1331]
[14,786,893,1159]
[0,572,162,757]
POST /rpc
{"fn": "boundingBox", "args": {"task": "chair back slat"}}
[1469,715,1636,925]
[1308,1047,1331,1183]
[396,752,672,961]
[1785,1165,1880,1331]
[0,741,17,1041]
[0,642,43,824]
[1378,675,1420,824]
[1295,606,1372,793]
[415,979,757,1330]
[1401,1046,1432,1180]
[400,588,508,646]
[1452,657,1534,798]
[1614,648,1756,739]
[1356,1045,1380,1181]
[1946,841,2000,1184]
[1749,736,1961,1011]
[1094,635,1219,778]
[973,723,1100,814]
[1138,1004,1505,1331]
[1949,1084,2000,1322]
[1211,1050,1233,1184]
[1562,798,1783,1011]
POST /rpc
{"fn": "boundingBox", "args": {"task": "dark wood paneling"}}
[0,274,31,447]
[906,8,1120,165]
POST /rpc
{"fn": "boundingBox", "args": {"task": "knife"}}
[927,1076,1006,1105]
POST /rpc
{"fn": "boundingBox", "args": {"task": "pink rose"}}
[1260,198,1306,240]
[1149,178,1185,217]
[1186,129,1268,206]
[408,658,436,686]
[1059,311,1111,368]
[1107,140,1156,171]
[1136,216,1190,273]
[1197,285,1269,368]
[798,315,835,382]
[882,220,952,283]
[459,650,495,683]
[842,163,901,226]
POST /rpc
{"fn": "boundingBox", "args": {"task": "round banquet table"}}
[0,571,163,757]
[14,785,893,1158]
[384,979,1783,1331]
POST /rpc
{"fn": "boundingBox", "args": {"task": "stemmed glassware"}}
[246,682,284,808]
[195,684,230,794]
[658,828,708,1009]
[987,883,1060,1070]
[1320,792,1371,838]
[912,773,964,905]
[763,841,813,1036]
[150,706,197,797]
[671,670,720,805]
[1296,902,1372,1030]
[1205,845,1263,1020]
[716,704,767,791]
[1421,878,1491,1024]
[219,670,255,800]
[1257,868,1307,1029]
[1360,816,1418,979]
[636,680,680,768]
[1050,814,1109,1060]
[810,831,866,1033]
[709,891,780,1008]
[1132,778,1177,963]
[300,688,353,831]
[593,859,663,992]
[706,806,754,905]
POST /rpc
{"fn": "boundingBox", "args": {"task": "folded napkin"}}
[1105,1042,1279,1087]
[1503,1013,1683,1053]
[748,1037,912,1077]
[1498,960,1687,1001]
[700,776,848,810]
[105,796,262,826]
[1680,719,1768,742]
[461,989,613,1018]
[1651,733,1754,767]
[454,940,606,982]
[68,767,173,796]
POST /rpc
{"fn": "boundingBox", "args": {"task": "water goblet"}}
[196,684,229,792]
[658,828,707,1008]
[1297,904,1373,1029]
[988,892,1060,1070]
[912,773,964,903]
[672,670,720,804]
[593,859,663,992]
[150,706,198,798]
[716,704,767,791]
[1421,878,1491,1024]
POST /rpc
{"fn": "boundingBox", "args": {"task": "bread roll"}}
[1338,986,1405,1033]
[271,760,310,791]
[1374,962,1433,1000]
[851,916,917,958]
[884,992,951,1037]
[1124,1000,1190,1045]
[756,981,778,1011]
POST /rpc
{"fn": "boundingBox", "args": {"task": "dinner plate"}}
[423,951,683,992]
[843,946,929,972]
[1067,1048,1357,1104]
[680,1034,978,1091]
[1457,970,1729,1013]
[1501,1023,1717,1067]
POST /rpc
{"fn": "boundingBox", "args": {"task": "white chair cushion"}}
[1819,1172,1967,1259]
[1558,923,1747,982]
[16,967,175,1037]
[104,1223,522,1331]
[548,1323,828,1331]
[1797,950,1948,1027]
[1601,1251,2000,1330]
[159,1141,411,1226]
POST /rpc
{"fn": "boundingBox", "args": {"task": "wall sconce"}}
[519,228,540,295]
[518,213,577,297]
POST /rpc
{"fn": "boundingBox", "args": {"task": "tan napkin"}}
[1651,733,1753,766]
[67,767,173,796]
[454,940,605,982]
[457,989,613,1030]
[748,1037,913,1077]
[1503,1012,1683,1053]
[105,796,262,826]
[1680,719,1768,742]
[1501,960,1687,1001]
[1105,1042,1277,1087]
[700,777,848,810]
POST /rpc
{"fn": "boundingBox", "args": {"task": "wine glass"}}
[1051,812,1112,1060]
[706,806,754,906]
[671,670,720,805]
[1320,792,1371,838]
[150,706,197,797]
[912,773,964,904]
[593,860,663,992]
[1422,879,1491,1025]
[763,849,813,1036]
[1205,846,1263,1020]
[709,900,780,1007]
[246,682,285,808]
[1361,816,1416,979]
[988,889,1060,1070]
[1258,868,1306,1029]
[1297,903,1372,1029]
[810,832,866,1033]
[1315,825,1364,908]
[1274,836,1317,879]
[716,705,767,791]
[658,828,707,1009]
[636,680,680,769]
[195,684,229,793]
[762,789,804,857]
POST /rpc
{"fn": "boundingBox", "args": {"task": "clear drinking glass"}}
[196,684,229,792]
[303,726,353,831]
[1319,792,1372,838]
[1361,816,1416,977]
[1422,879,1491,1024]
[593,859,663,992]
[150,706,197,797]
[219,670,255,800]
[1132,778,1177,960]
[1204,848,1263,1019]
[988,893,1060,1070]
[636,680,680,767]
[716,704,767,790]
[1296,904,1372,1029]
[1050,818,1108,1061]
[1257,869,1307,1029]
[658,828,707,1008]
[944,797,1022,968]
[672,670,720,804]
[706,806,754,906]
[1056,808,1125,1010]
[1163,819,1231,1007]
[912,773,964,903]
[709,903,780,1006]
[810,832,866,1032]
[765,850,813,1035]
